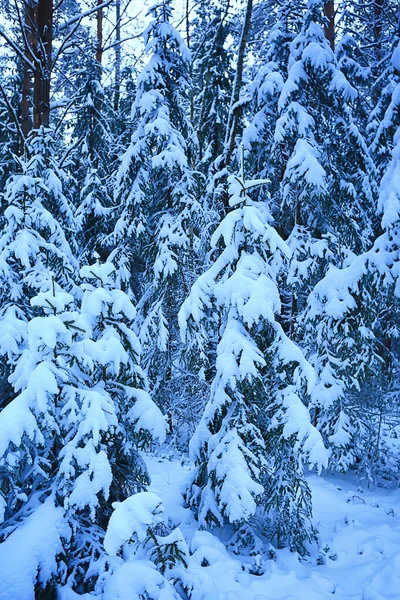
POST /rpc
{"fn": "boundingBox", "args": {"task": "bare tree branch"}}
[0,81,25,147]
[57,0,113,31]
[0,28,35,70]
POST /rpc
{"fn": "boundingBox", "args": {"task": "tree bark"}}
[114,0,121,110]
[21,63,31,145]
[324,0,334,51]
[222,0,253,169]
[33,0,53,129]
[20,0,37,151]
[186,0,190,49]
[96,0,103,64]
[373,0,384,62]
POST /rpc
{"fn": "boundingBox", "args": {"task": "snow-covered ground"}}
[146,455,400,600]
[1,454,399,599]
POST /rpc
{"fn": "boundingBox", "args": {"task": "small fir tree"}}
[0,128,77,408]
[112,0,208,416]
[0,261,167,595]
[180,171,327,552]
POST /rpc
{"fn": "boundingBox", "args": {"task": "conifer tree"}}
[0,57,21,186]
[191,0,232,170]
[370,27,400,175]
[274,0,377,254]
[243,1,304,196]
[112,0,207,416]
[103,492,187,599]
[306,39,400,476]
[0,260,167,594]
[71,55,114,263]
[340,0,398,147]
[180,171,327,552]
[0,129,77,408]
[239,0,380,471]
[60,261,167,592]
[255,1,379,469]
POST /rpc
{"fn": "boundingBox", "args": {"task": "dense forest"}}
[0,0,399,598]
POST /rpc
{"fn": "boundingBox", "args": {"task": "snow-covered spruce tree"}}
[207,0,254,214]
[242,4,320,345]
[0,128,77,409]
[0,57,21,189]
[370,24,400,177]
[112,0,207,418]
[340,0,399,150]
[112,0,193,287]
[242,1,304,185]
[335,18,371,136]
[180,173,327,553]
[272,0,377,255]
[26,130,77,253]
[265,0,377,295]
[71,56,114,263]
[306,42,400,478]
[0,286,84,593]
[190,0,233,171]
[59,261,167,592]
[259,0,379,469]
[0,261,167,595]
[244,1,363,341]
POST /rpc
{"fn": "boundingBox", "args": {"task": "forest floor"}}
[2,453,400,599]
[147,454,400,600]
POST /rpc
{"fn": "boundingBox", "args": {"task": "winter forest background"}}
[0,0,399,598]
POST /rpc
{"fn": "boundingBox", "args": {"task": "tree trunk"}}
[21,0,37,150]
[186,0,195,124]
[373,0,384,62]
[222,0,253,170]
[96,0,103,64]
[21,62,31,146]
[324,1,334,51]
[33,0,53,129]
[114,0,121,111]
[186,0,190,49]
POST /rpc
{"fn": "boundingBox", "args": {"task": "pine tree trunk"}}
[223,0,253,169]
[114,0,121,111]
[186,0,190,49]
[373,0,384,62]
[33,0,53,129]
[186,0,195,125]
[96,0,103,64]
[21,63,31,148]
[324,1,334,50]
[21,0,36,151]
